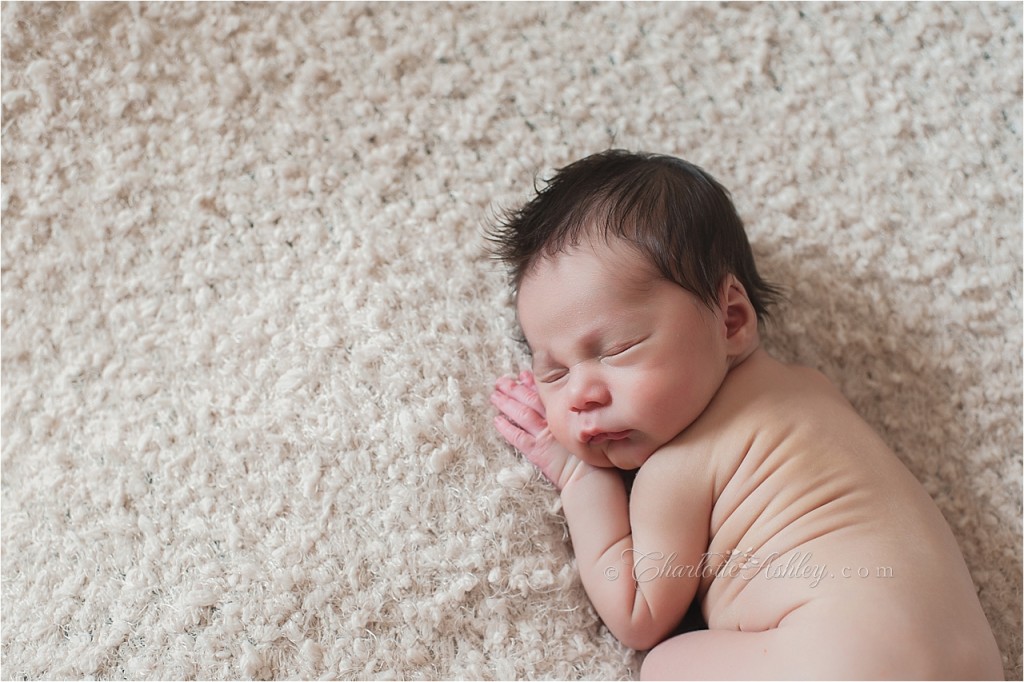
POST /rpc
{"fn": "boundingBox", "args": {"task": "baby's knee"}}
[638,633,732,681]
[638,641,678,681]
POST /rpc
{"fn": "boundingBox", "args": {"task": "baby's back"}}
[677,349,1002,678]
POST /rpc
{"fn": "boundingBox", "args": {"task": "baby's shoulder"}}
[722,350,846,412]
[639,353,851,488]
[687,353,850,460]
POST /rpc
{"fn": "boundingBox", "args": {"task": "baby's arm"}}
[561,454,711,650]
[491,372,710,651]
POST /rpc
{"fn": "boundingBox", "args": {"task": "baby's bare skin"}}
[491,238,1002,679]
[637,349,1001,679]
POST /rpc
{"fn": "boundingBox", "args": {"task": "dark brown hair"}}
[488,149,783,321]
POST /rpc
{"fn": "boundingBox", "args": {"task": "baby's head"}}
[490,149,781,321]
[490,150,782,469]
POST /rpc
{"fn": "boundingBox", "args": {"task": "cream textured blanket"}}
[2,2,1021,679]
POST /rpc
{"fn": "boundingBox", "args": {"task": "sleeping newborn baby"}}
[488,150,1002,679]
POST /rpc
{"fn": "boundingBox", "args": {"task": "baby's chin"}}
[608,451,654,471]
[574,440,658,471]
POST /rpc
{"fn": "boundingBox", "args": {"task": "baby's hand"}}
[491,370,588,491]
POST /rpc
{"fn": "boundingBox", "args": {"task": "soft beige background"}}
[2,2,1020,679]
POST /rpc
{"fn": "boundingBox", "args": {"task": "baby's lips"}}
[583,430,632,444]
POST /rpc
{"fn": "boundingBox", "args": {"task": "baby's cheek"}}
[546,415,573,449]
[546,416,589,461]
[624,375,672,421]
[548,414,564,434]
[641,380,700,440]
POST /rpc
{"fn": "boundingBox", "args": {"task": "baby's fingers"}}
[495,373,546,419]
[490,386,547,435]
[493,414,538,455]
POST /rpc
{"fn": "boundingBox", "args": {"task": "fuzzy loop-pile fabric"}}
[2,2,1020,679]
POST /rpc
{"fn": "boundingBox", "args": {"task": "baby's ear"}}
[718,275,758,356]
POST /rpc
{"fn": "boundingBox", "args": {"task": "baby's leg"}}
[640,619,933,681]
[639,627,838,681]
[641,629,782,680]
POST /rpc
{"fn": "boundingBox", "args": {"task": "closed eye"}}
[602,336,647,359]
[537,368,568,384]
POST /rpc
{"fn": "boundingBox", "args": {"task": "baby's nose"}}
[568,369,611,412]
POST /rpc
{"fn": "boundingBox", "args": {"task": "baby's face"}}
[517,238,732,470]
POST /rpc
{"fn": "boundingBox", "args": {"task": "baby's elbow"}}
[605,583,690,651]
[608,617,667,652]
[619,630,663,652]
